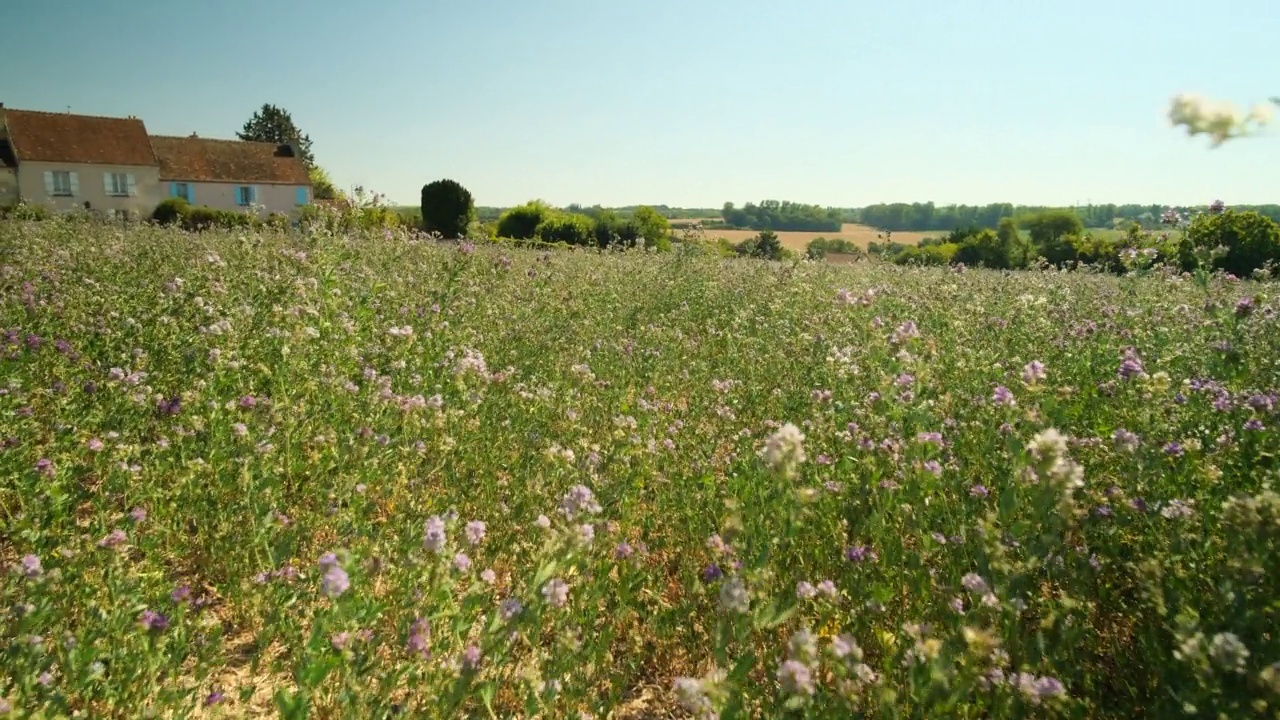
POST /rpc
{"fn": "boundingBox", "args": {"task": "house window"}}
[236,186,255,206]
[50,171,73,196]
[172,183,191,202]
[104,173,136,197]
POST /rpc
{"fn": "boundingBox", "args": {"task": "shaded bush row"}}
[879,206,1280,278]
[152,198,290,232]
[495,201,672,251]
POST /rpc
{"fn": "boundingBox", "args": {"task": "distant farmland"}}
[677,222,939,251]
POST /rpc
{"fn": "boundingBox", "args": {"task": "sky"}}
[1,0,1277,209]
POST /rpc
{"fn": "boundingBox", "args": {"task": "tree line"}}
[854,202,1280,232]
[720,201,843,232]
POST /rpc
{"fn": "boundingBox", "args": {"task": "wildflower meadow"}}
[2,216,1279,718]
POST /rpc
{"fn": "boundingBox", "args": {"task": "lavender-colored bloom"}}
[35,457,53,477]
[1245,419,1265,431]
[559,484,602,518]
[701,563,723,582]
[1118,347,1145,380]
[1023,360,1046,383]
[614,541,633,560]
[931,532,947,544]
[480,568,497,583]
[817,580,838,598]
[796,581,817,599]
[87,438,105,452]
[37,672,53,686]
[318,552,338,568]
[238,395,257,409]
[21,554,41,578]
[406,618,430,657]
[961,573,989,594]
[171,585,191,604]
[499,597,524,621]
[1235,296,1255,318]
[453,553,472,572]
[969,485,990,498]
[464,520,486,545]
[139,609,169,632]
[576,523,595,545]
[1160,499,1195,519]
[542,578,569,607]
[1112,428,1140,452]
[205,690,226,706]
[330,631,351,651]
[923,460,943,477]
[992,385,1016,407]
[321,563,350,598]
[130,507,147,523]
[916,431,943,445]
[534,514,552,529]
[1130,497,1149,513]
[895,373,915,387]
[1163,441,1184,457]
[776,659,815,696]
[1033,676,1066,699]
[460,645,482,672]
[156,396,182,416]
[98,529,127,549]
[423,515,447,553]
[845,545,876,562]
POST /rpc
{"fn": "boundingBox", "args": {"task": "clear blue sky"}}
[2,0,1277,208]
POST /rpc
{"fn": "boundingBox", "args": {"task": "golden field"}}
[678,222,938,251]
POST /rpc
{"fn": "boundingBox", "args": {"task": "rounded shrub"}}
[420,179,476,239]
[535,213,595,247]
[1180,209,1280,276]
[152,198,190,226]
[497,201,553,240]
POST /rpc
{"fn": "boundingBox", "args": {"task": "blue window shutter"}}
[251,185,258,204]
[188,184,194,204]
[169,182,177,198]
[296,186,307,205]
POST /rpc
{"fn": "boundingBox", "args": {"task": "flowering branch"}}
[1168,93,1277,146]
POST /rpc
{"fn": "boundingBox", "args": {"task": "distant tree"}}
[497,201,553,240]
[629,206,670,247]
[1180,209,1280,276]
[309,166,338,201]
[536,213,595,246]
[1022,210,1083,253]
[420,179,476,239]
[997,217,1030,268]
[237,103,315,168]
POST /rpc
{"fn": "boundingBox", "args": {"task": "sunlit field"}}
[2,218,1278,718]
[675,223,937,252]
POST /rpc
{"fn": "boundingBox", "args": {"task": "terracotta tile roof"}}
[150,135,310,185]
[0,139,15,169]
[4,109,158,166]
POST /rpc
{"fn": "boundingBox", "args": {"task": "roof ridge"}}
[4,107,146,124]
[150,134,290,147]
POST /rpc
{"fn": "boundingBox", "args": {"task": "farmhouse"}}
[0,102,311,218]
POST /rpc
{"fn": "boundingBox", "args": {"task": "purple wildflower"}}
[98,529,127,549]
[992,385,1016,407]
[796,581,817,599]
[542,578,569,607]
[35,458,53,477]
[923,460,943,477]
[702,563,723,582]
[559,484,602,519]
[330,632,351,651]
[423,515,447,553]
[238,395,257,409]
[1245,419,1265,431]
[480,568,497,583]
[205,689,226,706]
[1023,361,1046,383]
[614,541,634,560]
[969,485,990,498]
[460,645,482,672]
[776,659,815,696]
[139,609,169,632]
[845,545,876,562]
[499,597,524,621]
[453,553,472,572]
[406,618,430,657]
[1235,297,1255,318]
[320,561,350,598]
[464,520,486,545]
[1163,441,1184,457]
[130,506,147,523]
[170,585,191,604]
[20,554,41,578]
[1118,347,1145,380]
